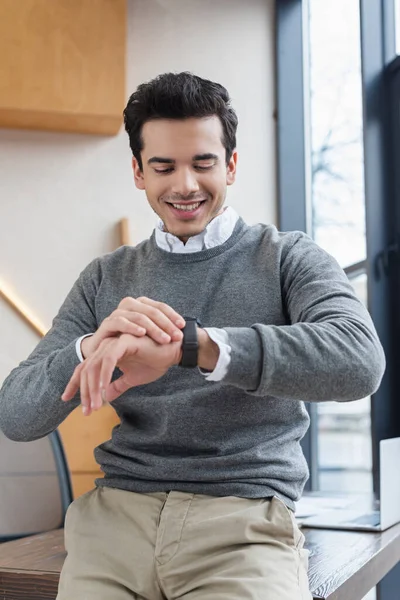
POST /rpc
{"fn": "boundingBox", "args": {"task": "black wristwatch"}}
[179,317,202,368]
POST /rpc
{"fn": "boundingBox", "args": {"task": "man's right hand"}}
[63,333,183,414]
[81,296,185,359]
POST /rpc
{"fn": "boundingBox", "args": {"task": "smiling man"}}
[0,72,385,600]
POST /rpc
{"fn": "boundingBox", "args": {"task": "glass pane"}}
[318,274,372,494]
[309,0,366,270]
[308,0,372,495]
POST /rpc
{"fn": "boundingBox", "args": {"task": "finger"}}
[80,369,92,417]
[119,297,185,340]
[136,297,186,329]
[87,353,103,412]
[99,337,136,402]
[88,339,116,411]
[103,311,172,344]
[124,313,174,344]
[109,311,172,342]
[78,339,111,412]
[100,314,147,338]
[61,363,84,401]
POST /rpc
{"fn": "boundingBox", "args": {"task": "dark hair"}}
[123,72,238,171]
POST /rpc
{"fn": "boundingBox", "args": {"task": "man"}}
[0,72,385,599]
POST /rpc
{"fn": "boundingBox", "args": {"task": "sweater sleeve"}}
[221,232,386,402]
[0,259,101,441]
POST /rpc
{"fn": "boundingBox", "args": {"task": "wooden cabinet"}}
[0,0,126,135]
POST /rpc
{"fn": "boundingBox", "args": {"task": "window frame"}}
[276,0,318,490]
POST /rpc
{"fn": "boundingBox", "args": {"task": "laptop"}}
[301,437,400,532]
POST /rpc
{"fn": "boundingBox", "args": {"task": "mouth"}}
[165,200,207,219]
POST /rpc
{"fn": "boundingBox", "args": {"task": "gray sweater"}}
[0,217,385,508]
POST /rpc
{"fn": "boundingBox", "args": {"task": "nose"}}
[171,168,200,197]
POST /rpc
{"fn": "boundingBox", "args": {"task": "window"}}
[277,0,400,596]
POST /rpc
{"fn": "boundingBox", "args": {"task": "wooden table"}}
[1,525,400,599]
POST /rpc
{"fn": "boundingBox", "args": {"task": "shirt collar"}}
[154,206,239,254]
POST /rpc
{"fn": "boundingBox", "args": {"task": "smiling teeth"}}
[171,202,201,211]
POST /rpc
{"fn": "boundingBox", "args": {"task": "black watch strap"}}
[179,317,202,368]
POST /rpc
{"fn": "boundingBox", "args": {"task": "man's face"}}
[132,116,237,243]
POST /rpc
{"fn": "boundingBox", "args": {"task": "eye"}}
[194,164,214,171]
[154,168,174,174]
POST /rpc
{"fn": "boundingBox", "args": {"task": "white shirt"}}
[76,206,239,381]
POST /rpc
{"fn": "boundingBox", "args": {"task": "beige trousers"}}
[57,487,312,600]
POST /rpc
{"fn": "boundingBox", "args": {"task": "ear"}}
[226,150,238,186]
[132,157,145,190]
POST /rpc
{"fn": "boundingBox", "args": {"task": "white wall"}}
[0,0,277,383]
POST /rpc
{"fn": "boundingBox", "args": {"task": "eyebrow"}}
[193,153,219,162]
[148,157,175,165]
[147,153,219,165]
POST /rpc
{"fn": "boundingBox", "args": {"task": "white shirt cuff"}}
[198,327,231,382]
[75,334,94,362]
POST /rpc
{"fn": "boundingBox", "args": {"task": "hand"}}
[62,333,183,415]
[81,296,185,358]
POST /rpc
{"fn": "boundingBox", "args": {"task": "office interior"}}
[1,1,400,599]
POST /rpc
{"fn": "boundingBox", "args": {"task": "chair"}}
[0,429,73,542]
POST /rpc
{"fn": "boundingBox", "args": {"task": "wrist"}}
[197,328,220,371]
[81,335,94,360]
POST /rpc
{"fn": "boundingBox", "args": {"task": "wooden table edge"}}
[305,525,400,600]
